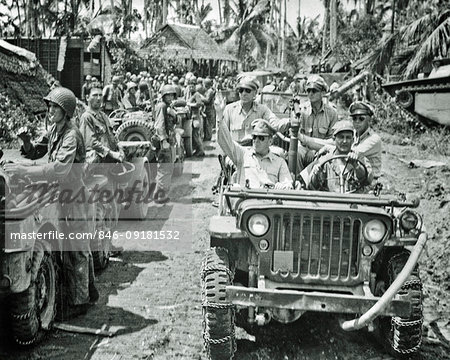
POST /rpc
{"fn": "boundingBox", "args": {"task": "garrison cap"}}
[112,75,121,83]
[349,101,374,116]
[251,119,276,136]
[237,76,259,91]
[333,120,355,136]
[306,75,328,92]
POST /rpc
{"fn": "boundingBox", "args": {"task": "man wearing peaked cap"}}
[307,120,373,193]
[217,116,293,189]
[222,75,290,142]
[295,74,338,171]
[348,101,382,179]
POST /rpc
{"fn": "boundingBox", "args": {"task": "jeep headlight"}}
[248,214,270,237]
[399,210,419,231]
[363,219,386,243]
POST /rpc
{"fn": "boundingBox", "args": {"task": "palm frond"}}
[401,12,433,42]
[404,16,450,78]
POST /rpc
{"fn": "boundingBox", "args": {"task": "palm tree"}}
[216,0,273,67]
[358,2,450,78]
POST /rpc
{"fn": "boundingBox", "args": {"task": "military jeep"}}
[201,114,427,359]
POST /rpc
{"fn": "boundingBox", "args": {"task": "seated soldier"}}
[218,116,293,189]
[307,121,373,193]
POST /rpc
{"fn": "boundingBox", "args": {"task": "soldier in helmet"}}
[4,87,98,319]
[152,84,178,203]
[102,75,123,115]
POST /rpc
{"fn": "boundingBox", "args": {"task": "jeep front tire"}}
[201,247,236,360]
[376,251,423,356]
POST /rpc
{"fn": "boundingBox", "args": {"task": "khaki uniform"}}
[223,101,289,141]
[308,150,373,193]
[297,101,338,170]
[154,101,176,193]
[203,88,216,141]
[79,109,124,164]
[218,119,292,188]
[21,121,92,306]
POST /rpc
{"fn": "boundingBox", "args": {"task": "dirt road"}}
[0,136,449,360]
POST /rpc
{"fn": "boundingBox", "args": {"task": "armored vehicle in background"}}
[382,58,450,126]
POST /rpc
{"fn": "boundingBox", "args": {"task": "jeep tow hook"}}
[340,231,427,331]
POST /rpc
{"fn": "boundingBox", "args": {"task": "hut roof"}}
[141,23,237,62]
[0,40,51,115]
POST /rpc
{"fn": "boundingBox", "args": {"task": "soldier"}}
[218,117,292,189]
[222,76,289,141]
[122,81,138,109]
[4,87,98,318]
[296,75,338,170]
[201,78,216,141]
[171,76,182,98]
[81,75,92,102]
[102,75,122,115]
[153,85,177,203]
[299,101,382,180]
[308,121,373,193]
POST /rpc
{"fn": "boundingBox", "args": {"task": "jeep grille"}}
[271,213,361,280]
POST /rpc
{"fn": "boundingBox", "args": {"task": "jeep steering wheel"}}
[317,154,368,193]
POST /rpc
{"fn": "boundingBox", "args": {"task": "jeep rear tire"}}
[116,119,154,142]
[10,242,56,346]
[122,167,150,220]
[376,252,423,356]
[201,247,235,360]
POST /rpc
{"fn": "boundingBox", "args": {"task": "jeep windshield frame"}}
[223,186,419,215]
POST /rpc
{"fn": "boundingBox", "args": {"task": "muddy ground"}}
[0,132,449,360]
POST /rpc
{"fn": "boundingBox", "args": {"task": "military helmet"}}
[44,87,77,118]
[160,84,177,97]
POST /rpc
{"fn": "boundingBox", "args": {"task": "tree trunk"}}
[224,0,230,26]
[321,0,329,59]
[217,0,222,24]
[281,0,286,67]
[15,0,22,36]
[330,0,337,49]
[162,0,168,26]
[265,0,273,68]
[277,0,282,66]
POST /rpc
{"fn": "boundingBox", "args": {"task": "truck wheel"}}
[10,242,56,346]
[124,167,149,219]
[395,90,414,109]
[92,204,111,270]
[201,247,236,360]
[116,119,154,142]
[184,136,193,157]
[376,252,423,356]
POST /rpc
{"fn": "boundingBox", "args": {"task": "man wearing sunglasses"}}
[300,101,382,180]
[218,116,293,190]
[296,75,338,170]
[222,76,289,142]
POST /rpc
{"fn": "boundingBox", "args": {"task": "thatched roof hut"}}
[0,39,52,116]
[140,23,238,76]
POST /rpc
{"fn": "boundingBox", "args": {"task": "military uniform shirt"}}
[79,108,123,164]
[218,119,292,188]
[300,101,338,139]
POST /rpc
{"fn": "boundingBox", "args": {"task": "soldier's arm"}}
[261,104,290,133]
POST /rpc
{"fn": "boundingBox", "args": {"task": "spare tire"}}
[116,119,155,142]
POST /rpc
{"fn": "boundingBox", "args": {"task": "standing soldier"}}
[201,78,216,141]
[153,85,177,203]
[122,82,138,109]
[297,75,338,170]
[4,87,98,318]
[102,75,122,115]
[81,75,92,103]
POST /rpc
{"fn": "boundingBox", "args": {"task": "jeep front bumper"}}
[226,286,412,318]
